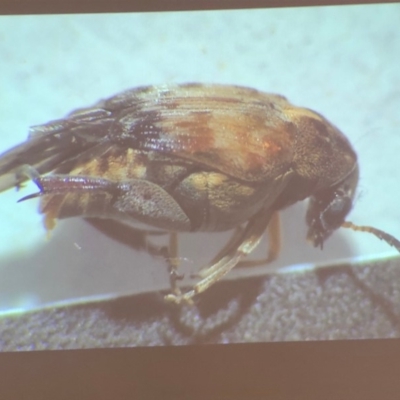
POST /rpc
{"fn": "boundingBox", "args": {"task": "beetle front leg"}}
[236,211,281,267]
[164,208,274,304]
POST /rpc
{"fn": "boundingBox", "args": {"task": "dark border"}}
[0,0,398,16]
[1,340,400,399]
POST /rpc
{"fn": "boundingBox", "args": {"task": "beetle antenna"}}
[342,221,400,252]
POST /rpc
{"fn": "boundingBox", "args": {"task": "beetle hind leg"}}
[165,232,187,299]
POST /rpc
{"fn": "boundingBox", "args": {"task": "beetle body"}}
[1,83,395,304]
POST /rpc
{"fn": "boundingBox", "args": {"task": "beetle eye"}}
[319,192,352,230]
[306,188,353,249]
[306,164,359,250]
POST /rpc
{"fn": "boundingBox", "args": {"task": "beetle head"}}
[306,164,359,249]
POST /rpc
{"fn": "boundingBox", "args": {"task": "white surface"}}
[0,5,399,311]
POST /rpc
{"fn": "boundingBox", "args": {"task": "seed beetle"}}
[0,84,399,304]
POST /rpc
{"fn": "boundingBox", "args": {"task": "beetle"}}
[0,83,399,304]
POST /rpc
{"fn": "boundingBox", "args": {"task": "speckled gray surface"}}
[1,256,400,350]
[0,5,400,349]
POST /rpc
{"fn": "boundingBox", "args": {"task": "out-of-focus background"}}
[0,5,399,317]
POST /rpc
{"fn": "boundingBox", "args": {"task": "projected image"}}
[0,4,399,349]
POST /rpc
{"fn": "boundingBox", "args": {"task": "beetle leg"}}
[86,218,185,295]
[205,226,244,266]
[166,232,186,298]
[20,173,192,233]
[236,211,281,267]
[164,208,274,304]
